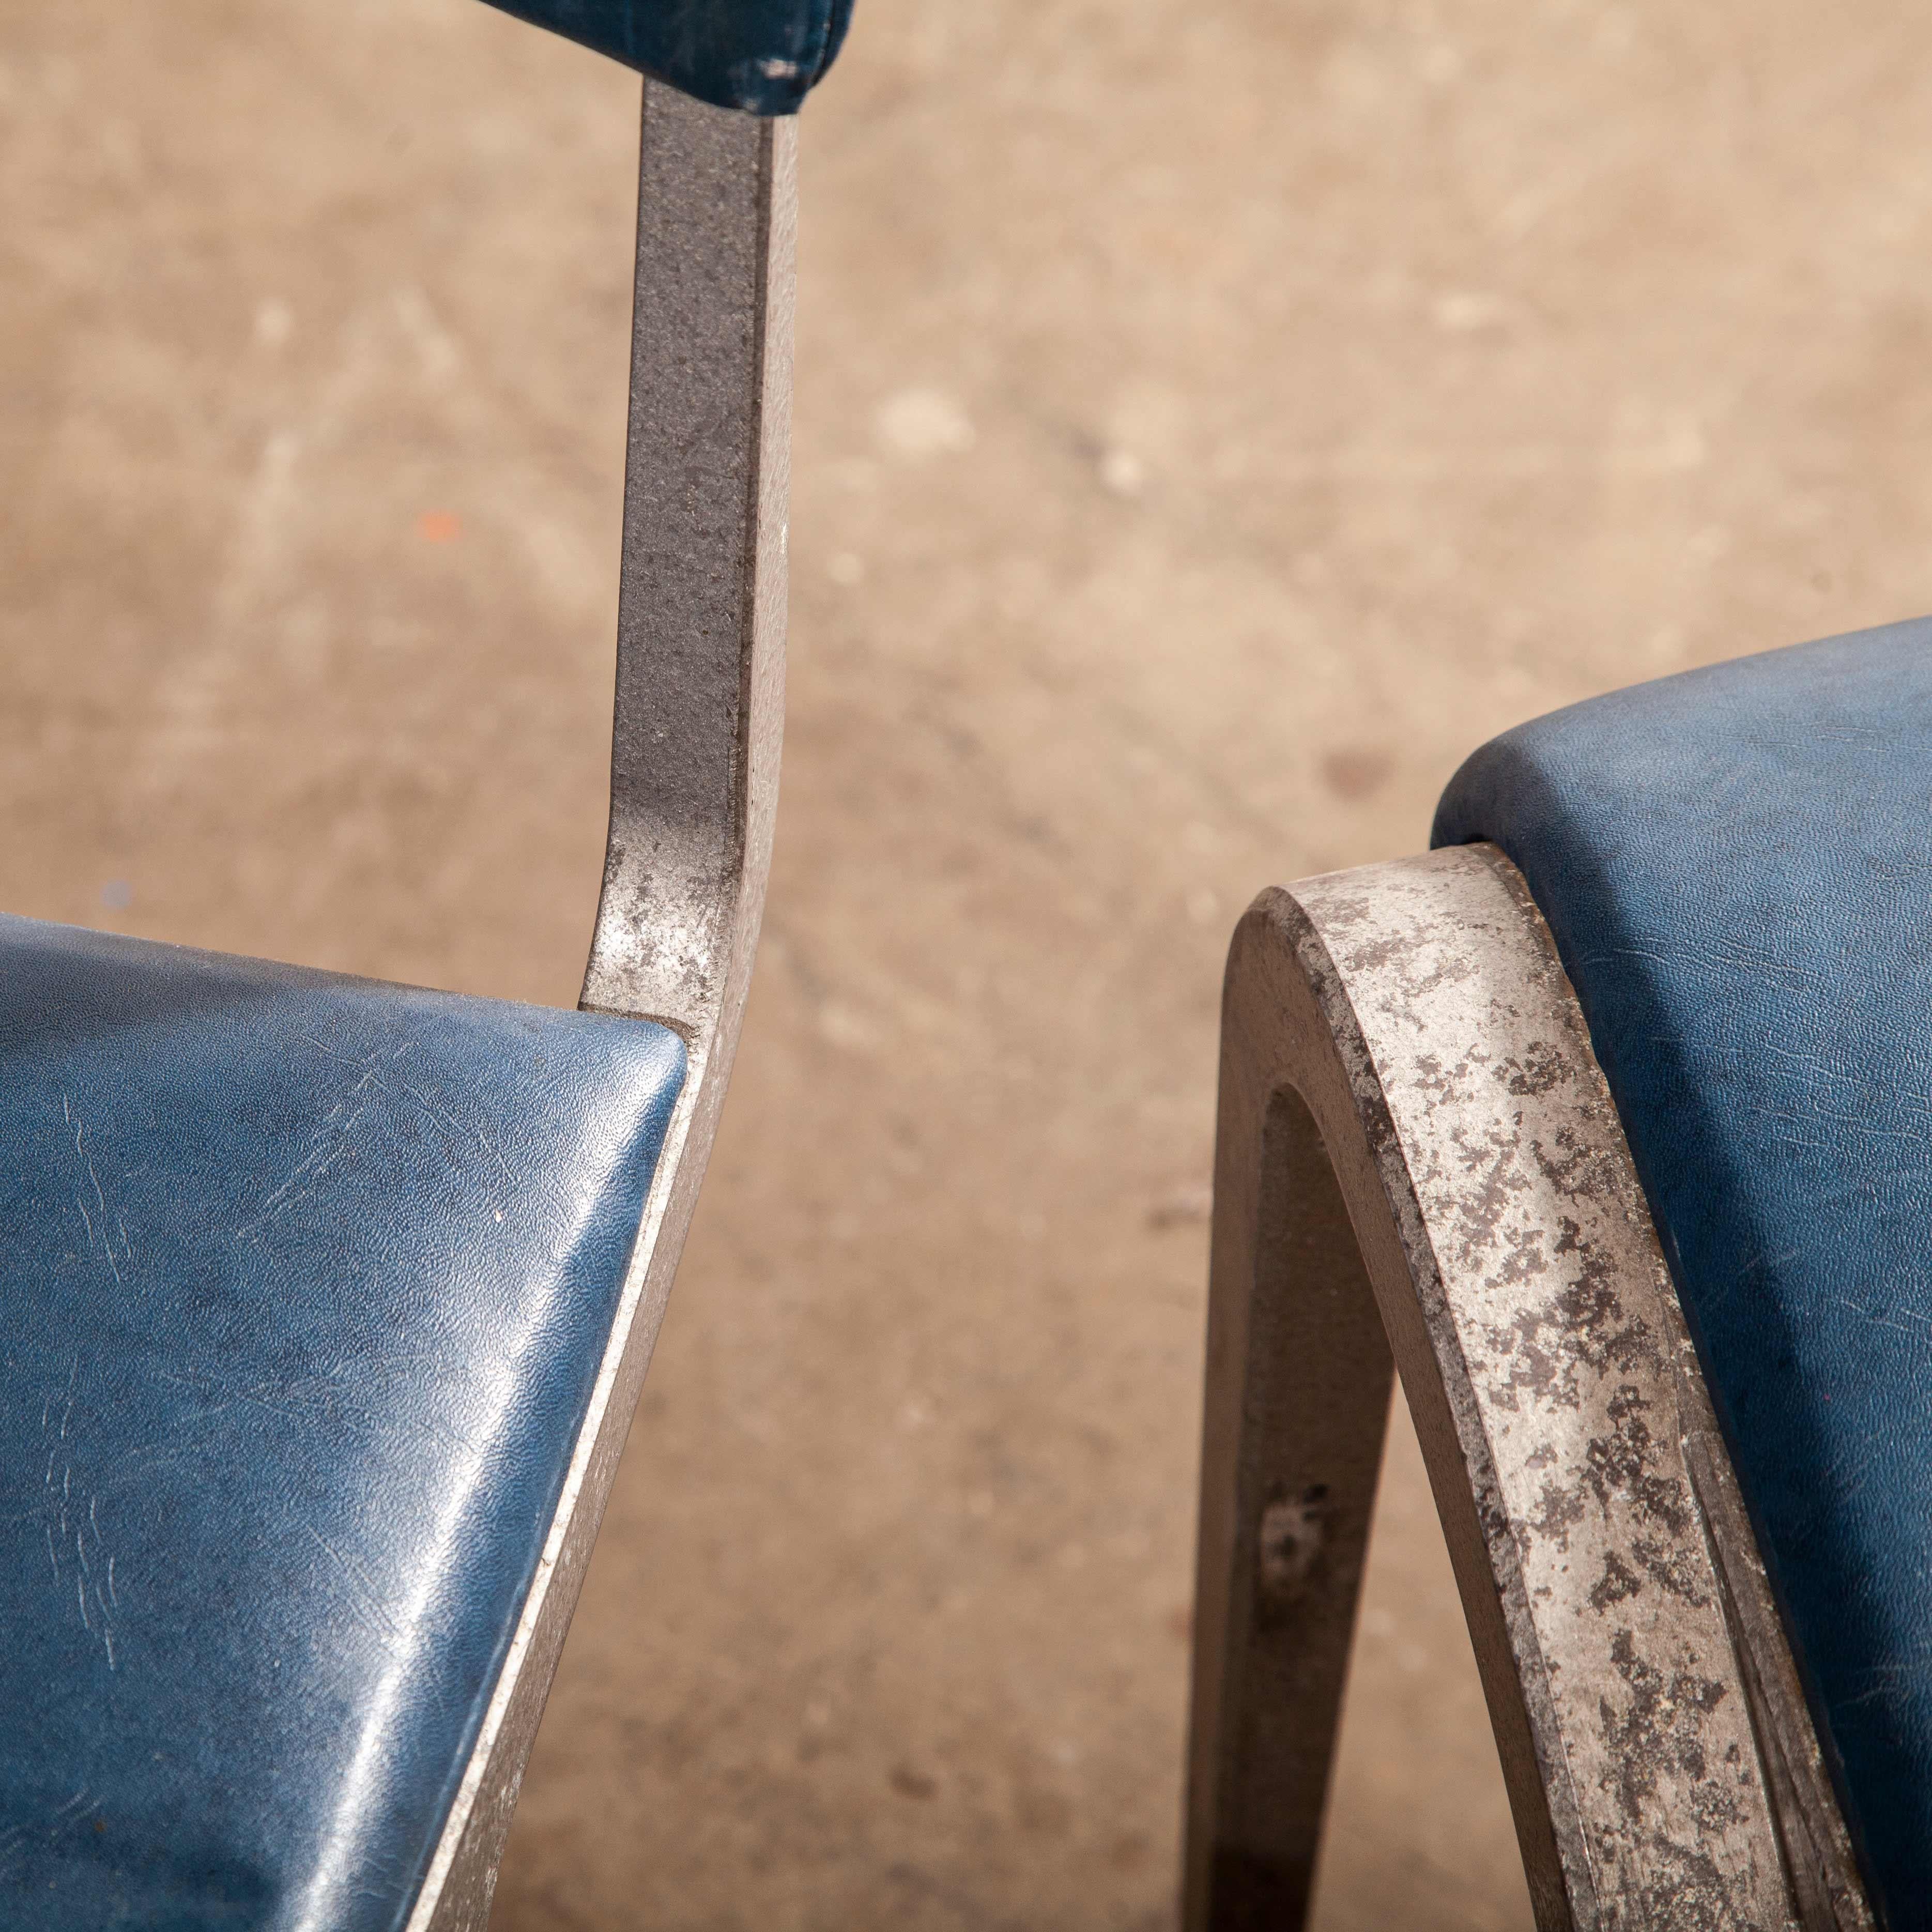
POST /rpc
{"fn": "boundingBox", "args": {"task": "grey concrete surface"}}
[6,0,1930,1924]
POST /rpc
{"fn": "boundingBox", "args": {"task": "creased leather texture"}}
[1433,619,1932,1929]
[0,914,685,1930]
[480,0,853,113]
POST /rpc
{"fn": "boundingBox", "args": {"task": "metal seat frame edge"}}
[1182,841,1874,1932]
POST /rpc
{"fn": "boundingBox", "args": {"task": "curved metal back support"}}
[410,82,796,1930]
[1184,846,1872,1932]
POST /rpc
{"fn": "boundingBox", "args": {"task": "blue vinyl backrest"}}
[1433,621,1932,1928]
[482,0,853,112]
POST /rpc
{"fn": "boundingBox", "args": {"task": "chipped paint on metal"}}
[1291,844,1824,1929]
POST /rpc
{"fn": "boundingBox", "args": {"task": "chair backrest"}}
[483,0,853,112]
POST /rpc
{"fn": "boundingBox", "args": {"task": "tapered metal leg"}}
[1181,941,1394,1931]
[1180,851,1869,1932]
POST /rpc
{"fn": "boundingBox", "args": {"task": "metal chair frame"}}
[45,41,1878,1929]
[1182,842,1876,1932]
[413,80,795,1931]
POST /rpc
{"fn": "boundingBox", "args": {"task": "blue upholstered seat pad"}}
[482,0,852,113]
[0,916,684,1931]
[1433,621,1932,1927]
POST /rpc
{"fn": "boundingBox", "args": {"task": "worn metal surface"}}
[413,81,796,1932]
[1184,1010,1396,1927]
[1185,842,1873,1931]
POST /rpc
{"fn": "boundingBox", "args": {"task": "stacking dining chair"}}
[0,2,849,1926]
[1179,625,1932,1929]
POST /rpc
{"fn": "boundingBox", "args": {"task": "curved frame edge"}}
[1182,844,1870,1932]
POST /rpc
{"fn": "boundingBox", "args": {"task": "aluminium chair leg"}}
[1181,847,1865,1932]
[1181,1005,1394,1930]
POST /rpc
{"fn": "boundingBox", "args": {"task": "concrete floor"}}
[6,0,1932,1924]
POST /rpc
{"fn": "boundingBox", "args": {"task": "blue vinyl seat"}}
[0,0,848,1926]
[1,922,683,1928]
[1435,621,1932,1932]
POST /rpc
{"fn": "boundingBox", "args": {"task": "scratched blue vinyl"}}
[1436,619,1932,1927]
[0,915,683,1929]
